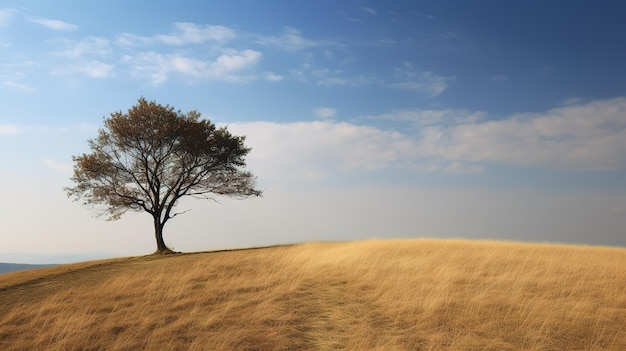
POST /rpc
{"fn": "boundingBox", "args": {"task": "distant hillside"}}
[0,262,57,274]
[0,239,625,350]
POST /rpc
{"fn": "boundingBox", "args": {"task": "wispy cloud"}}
[127,49,262,85]
[256,26,327,51]
[313,107,337,119]
[6,19,347,87]
[318,77,349,86]
[117,23,236,47]
[311,68,371,87]
[74,60,115,78]
[389,62,454,97]
[51,37,112,58]
[3,80,35,92]
[389,72,453,97]
[27,17,77,31]
[263,72,284,82]
[361,7,378,15]
[155,22,236,45]
[116,33,152,47]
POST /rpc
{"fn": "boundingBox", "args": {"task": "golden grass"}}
[1,239,625,350]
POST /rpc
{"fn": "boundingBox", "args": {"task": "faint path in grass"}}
[275,267,420,350]
[0,256,159,315]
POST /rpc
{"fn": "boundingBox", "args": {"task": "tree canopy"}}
[66,98,261,253]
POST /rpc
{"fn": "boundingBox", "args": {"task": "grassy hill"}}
[0,239,625,350]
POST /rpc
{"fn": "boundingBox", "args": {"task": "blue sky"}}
[1,1,625,262]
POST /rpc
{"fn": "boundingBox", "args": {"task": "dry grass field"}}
[0,239,625,350]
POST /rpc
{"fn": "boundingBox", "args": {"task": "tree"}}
[66,98,261,254]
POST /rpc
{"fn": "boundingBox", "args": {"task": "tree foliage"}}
[66,98,261,253]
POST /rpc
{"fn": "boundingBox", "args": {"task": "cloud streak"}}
[3,80,35,92]
[74,60,115,78]
[390,62,454,97]
[313,107,337,119]
[126,49,262,85]
[117,23,237,47]
[155,22,236,45]
[51,37,112,58]
[27,17,77,31]
[256,26,328,51]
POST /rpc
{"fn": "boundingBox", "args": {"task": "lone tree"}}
[66,98,261,254]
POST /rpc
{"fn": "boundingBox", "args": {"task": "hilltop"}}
[0,239,625,350]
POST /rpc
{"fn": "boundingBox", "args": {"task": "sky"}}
[1,1,625,263]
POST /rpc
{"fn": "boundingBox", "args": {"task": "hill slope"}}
[0,263,57,274]
[0,239,625,350]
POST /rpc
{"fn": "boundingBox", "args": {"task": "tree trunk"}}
[153,217,175,254]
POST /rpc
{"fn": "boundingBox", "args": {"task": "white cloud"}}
[213,50,261,72]
[310,68,373,87]
[51,37,112,58]
[224,98,626,184]
[389,62,454,96]
[361,7,378,15]
[256,26,324,51]
[27,17,77,31]
[289,69,307,82]
[313,107,337,119]
[318,77,349,86]
[1,61,37,81]
[367,98,626,171]
[3,80,34,92]
[127,52,170,85]
[128,50,262,85]
[116,33,152,47]
[117,23,236,47]
[430,98,626,170]
[229,121,413,181]
[263,72,284,82]
[0,124,19,134]
[389,71,454,97]
[74,60,115,78]
[155,22,236,45]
